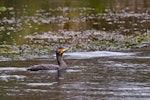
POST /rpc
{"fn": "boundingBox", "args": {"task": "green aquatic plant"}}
[0,6,7,12]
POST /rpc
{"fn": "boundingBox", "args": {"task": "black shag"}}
[27,47,67,71]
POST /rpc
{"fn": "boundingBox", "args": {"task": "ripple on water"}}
[26,82,57,86]
[105,61,148,68]
[64,51,136,59]
[66,69,82,73]
[0,67,26,71]
[0,74,26,82]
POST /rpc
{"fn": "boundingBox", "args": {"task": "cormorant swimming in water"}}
[27,47,67,71]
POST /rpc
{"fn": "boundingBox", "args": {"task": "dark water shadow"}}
[55,70,67,85]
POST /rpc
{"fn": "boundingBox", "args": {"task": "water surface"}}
[0,0,150,100]
[0,49,150,100]
[0,0,149,51]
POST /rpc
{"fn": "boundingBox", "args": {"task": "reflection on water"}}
[65,51,136,59]
[0,0,149,49]
[0,50,150,100]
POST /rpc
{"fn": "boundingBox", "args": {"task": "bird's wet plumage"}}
[27,47,68,71]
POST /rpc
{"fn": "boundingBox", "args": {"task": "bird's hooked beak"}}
[59,48,68,54]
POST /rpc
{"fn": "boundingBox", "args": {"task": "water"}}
[0,0,150,100]
[0,0,149,51]
[0,49,150,100]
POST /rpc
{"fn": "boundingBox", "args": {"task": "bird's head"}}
[56,47,67,55]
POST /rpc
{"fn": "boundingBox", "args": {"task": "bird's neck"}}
[56,53,67,70]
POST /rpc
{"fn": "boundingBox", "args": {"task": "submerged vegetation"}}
[0,30,150,60]
[0,1,150,60]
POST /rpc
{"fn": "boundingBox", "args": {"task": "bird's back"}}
[27,64,59,71]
